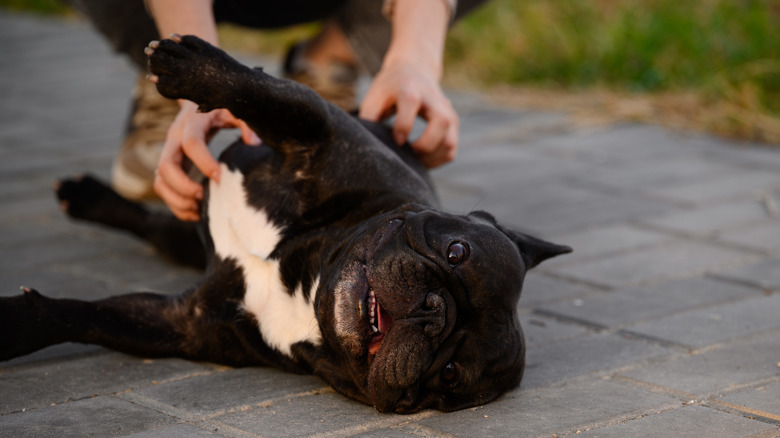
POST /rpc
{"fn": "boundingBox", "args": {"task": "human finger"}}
[180,115,222,182]
[153,172,200,221]
[418,118,458,168]
[237,119,261,145]
[392,90,422,145]
[154,125,204,213]
[359,85,394,122]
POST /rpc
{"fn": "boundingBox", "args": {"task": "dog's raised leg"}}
[55,175,207,269]
[145,35,436,207]
[146,35,338,149]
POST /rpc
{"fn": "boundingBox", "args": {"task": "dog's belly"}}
[208,164,322,356]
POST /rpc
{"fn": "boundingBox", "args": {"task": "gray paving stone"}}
[700,137,780,170]
[434,181,485,215]
[714,258,780,291]
[579,405,778,438]
[0,352,211,414]
[416,378,678,438]
[621,334,780,395]
[640,199,774,236]
[518,272,599,308]
[643,170,780,205]
[523,333,671,389]
[434,142,588,191]
[0,343,104,368]
[212,391,422,437]
[533,124,711,164]
[0,269,112,299]
[0,234,110,277]
[458,109,570,145]
[537,276,763,329]
[568,156,737,193]
[50,249,202,296]
[519,314,590,348]
[719,222,780,253]
[541,223,674,266]
[547,240,760,288]
[481,183,676,235]
[127,367,326,418]
[719,380,780,417]
[125,423,225,437]
[624,293,780,348]
[0,220,69,250]
[354,423,453,438]
[0,196,59,225]
[0,396,180,438]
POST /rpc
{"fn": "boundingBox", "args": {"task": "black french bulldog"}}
[0,36,570,413]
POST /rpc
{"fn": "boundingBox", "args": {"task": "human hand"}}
[359,58,459,168]
[150,99,260,221]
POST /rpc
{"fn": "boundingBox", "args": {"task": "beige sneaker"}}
[283,41,358,112]
[111,74,179,200]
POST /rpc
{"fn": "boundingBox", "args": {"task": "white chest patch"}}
[208,164,322,356]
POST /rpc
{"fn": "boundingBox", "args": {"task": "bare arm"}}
[146,0,219,45]
[360,0,458,168]
[145,0,259,221]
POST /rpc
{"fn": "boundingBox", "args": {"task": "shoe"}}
[111,74,179,200]
[283,41,358,112]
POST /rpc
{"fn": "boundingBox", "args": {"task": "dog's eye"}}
[441,362,459,384]
[447,242,469,266]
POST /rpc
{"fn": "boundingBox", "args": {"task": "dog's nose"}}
[422,292,446,338]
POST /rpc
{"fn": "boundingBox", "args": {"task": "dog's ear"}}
[469,211,572,269]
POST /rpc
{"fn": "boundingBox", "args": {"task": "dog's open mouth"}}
[362,218,403,356]
[366,289,394,355]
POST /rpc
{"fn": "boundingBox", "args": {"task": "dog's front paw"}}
[145,34,244,111]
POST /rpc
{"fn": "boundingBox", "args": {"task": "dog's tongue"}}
[377,300,394,334]
[368,301,394,355]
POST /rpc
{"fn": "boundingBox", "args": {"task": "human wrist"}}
[383,0,448,80]
[146,0,219,45]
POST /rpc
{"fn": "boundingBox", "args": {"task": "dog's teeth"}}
[368,290,377,328]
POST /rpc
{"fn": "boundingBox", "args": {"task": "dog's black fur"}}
[0,36,570,413]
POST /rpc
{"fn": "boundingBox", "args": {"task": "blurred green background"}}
[3,0,779,143]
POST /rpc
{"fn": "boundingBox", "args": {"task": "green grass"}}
[448,1,778,90]
[445,0,780,141]
[0,0,69,15]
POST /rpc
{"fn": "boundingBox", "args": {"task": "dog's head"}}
[312,207,571,413]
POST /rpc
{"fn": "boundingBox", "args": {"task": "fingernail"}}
[211,170,220,183]
[394,132,406,145]
[195,190,203,200]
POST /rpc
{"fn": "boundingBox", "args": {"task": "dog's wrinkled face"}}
[315,207,570,413]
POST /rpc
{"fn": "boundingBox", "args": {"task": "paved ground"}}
[1,10,780,438]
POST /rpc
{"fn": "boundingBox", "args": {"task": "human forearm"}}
[383,0,450,80]
[145,0,219,45]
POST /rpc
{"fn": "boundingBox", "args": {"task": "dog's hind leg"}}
[1,259,300,369]
[55,175,206,269]
[0,287,193,361]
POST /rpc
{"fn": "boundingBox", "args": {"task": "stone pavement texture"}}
[1,10,779,438]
